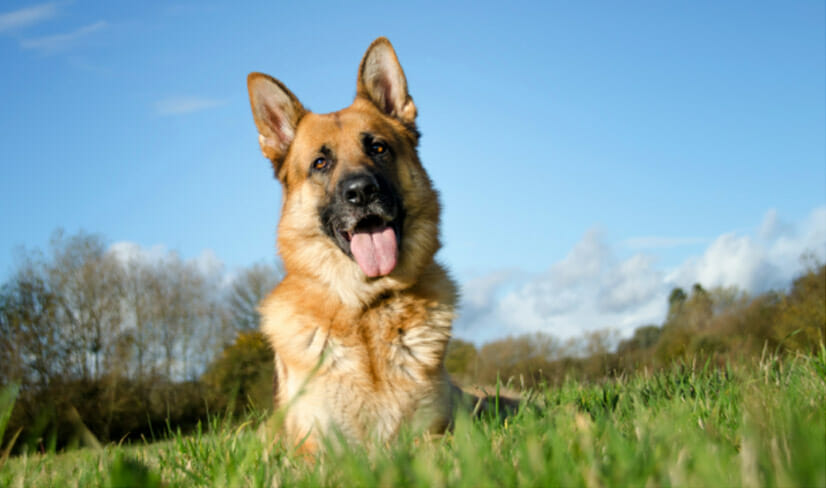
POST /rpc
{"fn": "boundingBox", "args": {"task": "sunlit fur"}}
[249,38,459,454]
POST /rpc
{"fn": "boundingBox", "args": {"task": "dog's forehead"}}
[295,106,390,150]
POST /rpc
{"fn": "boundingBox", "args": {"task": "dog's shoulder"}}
[258,275,335,362]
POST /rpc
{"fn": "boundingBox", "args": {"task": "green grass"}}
[2,349,825,487]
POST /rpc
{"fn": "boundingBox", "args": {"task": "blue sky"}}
[1,1,824,342]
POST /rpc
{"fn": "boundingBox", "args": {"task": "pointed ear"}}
[247,72,306,163]
[356,37,416,125]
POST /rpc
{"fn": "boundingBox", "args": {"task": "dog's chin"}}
[333,215,401,278]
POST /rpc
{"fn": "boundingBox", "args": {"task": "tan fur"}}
[248,38,460,453]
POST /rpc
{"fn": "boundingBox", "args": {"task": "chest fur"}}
[278,292,452,388]
[263,288,455,440]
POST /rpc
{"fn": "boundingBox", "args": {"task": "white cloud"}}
[668,233,777,292]
[453,269,522,343]
[772,206,826,269]
[154,96,226,116]
[108,241,170,265]
[670,206,826,293]
[462,269,515,307]
[455,206,826,344]
[20,20,107,52]
[456,229,669,343]
[551,229,611,287]
[758,208,794,241]
[193,248,230,285]
[597,254,663,313]
[0,3,57,33]
[108,241,232,289]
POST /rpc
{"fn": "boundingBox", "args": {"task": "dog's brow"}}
[359,132,375,144]
[320,144,334,159]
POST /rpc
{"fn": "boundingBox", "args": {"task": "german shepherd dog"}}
[247,38,460,453]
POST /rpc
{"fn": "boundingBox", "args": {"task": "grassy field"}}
[2,349,824,487]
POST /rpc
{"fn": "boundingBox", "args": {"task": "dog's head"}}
[247,38,441,304]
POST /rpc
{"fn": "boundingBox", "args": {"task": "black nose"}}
[340,173,379,206]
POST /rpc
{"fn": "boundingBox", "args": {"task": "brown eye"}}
[312,157,328,171]
[370,142,387,155]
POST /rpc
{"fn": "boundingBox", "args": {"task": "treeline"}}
[1,229,823,453]
[446,263,825,387]
[0,230,280,452]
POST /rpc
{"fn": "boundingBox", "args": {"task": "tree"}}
[0,259,62,388]
[202,331,273,413]
[667,287,687,324]
[144,253,210,381]
[708,286,749,316]
[475,332,561,387]
[686,284,713,330]
[776,263,826,352]
[120,257,157,380]
[46,230,123,381]
[444,338,478,382]
[617,325,662,354]
[226,262,282,332]
[0,286,13,384]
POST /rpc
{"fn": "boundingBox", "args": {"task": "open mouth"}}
[339,215,399,278]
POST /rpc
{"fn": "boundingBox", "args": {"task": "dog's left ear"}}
[357,37,417,125]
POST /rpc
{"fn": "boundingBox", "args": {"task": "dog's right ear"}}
[247,73,306,166]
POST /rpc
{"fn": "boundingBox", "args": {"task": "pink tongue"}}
[350,226,398,277]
